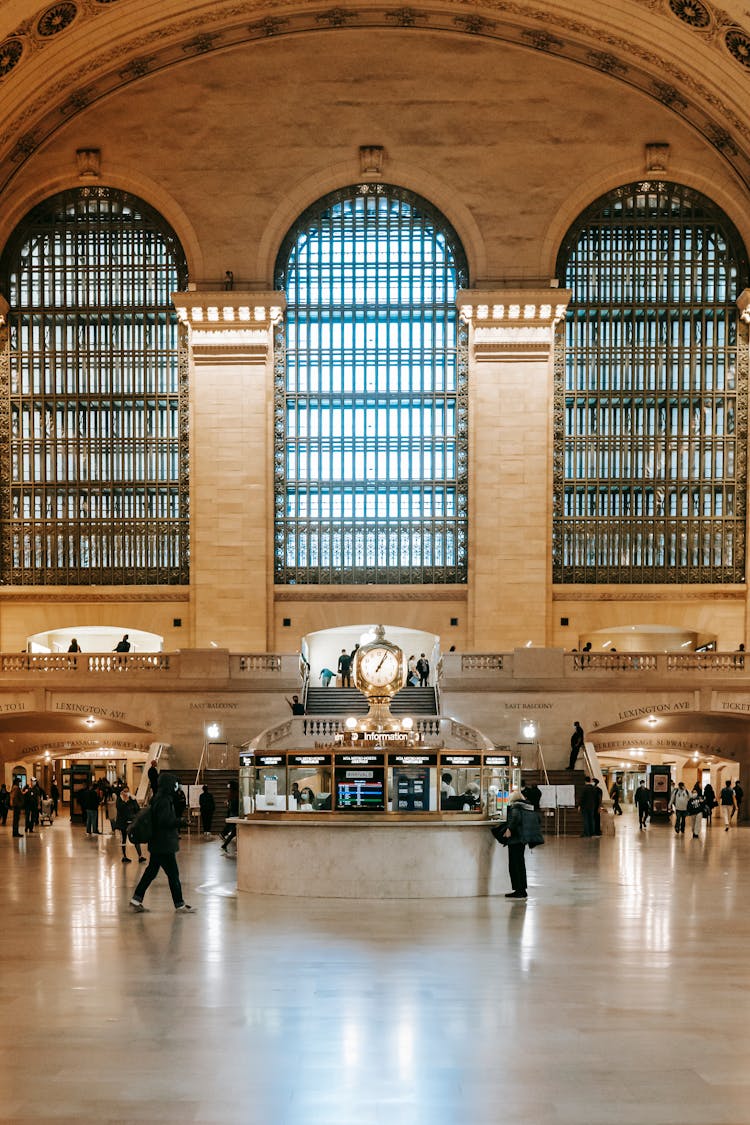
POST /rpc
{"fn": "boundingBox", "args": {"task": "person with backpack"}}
[498,789,544,899]
[129,772,195,913]
[116,786,147,864]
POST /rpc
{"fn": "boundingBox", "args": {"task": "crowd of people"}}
[0,777,58,836]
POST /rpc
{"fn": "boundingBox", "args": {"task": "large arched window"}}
[274,183,468,585]
[554,181,749,583]
[0,186,189,585]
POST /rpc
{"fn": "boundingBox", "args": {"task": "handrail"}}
[535,741,550,786]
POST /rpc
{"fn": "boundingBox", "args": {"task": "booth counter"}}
[232,813,507,898]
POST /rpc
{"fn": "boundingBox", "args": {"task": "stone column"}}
[173,291,285,650]
[458,288,571,649]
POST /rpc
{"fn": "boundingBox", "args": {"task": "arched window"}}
[274,183,468,585]
[553,181,749,583]
[0,187,189,585]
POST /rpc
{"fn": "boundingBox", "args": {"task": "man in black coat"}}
[579,777,598,837]
[130,772,194,913]
[634,780,651,829]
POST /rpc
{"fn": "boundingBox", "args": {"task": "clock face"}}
[358,646,401,689]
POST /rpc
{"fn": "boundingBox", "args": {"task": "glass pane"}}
[0,187,189,585]
[553,181,748,584]
[274,184,468,584]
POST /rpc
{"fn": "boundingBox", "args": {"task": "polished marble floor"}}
[1,813,749,1124]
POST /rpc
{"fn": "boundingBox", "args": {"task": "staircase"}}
[305,686,438,716]
[521,768,589,837]
[172,767,236,832]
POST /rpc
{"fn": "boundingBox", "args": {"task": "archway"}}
[27,627,164,654]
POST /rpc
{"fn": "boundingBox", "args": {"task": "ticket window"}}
[288,767,332,812]
[440,765,483,811]
[254,759,288,810]
[390,766,435,812]
[239,760,254,814]
[483,765,512,819]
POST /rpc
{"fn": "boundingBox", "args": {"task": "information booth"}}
[235,740,522,900]
[232,623,524,899]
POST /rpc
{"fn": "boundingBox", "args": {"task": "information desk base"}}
[232,815,508,899]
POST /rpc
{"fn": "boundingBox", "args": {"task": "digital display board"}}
[334,766,385,810]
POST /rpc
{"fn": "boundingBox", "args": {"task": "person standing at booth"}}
[500,790,543,899]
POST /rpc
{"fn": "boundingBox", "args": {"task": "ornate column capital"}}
[458,287,572,361]
[0,294,9,326]
[171,291,286,363]
[737,289,750,325]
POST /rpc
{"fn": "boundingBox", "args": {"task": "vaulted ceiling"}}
[0,0,749,197]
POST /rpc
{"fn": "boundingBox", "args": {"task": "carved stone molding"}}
[274,585,468,602]
[458,288,571,361]
[1,1,750,194]
[738,288,750,324]
[553,588,746,601]
[75,146,100,177]
[172,290,285,363]
[0,588,190,602]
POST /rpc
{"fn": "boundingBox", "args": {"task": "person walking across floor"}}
[591,777,603,835]
[337,648,352,687]
[0,783,9,826]
[687,785,705,838]
[220,779,240,853]
[24,783,39,834]
[670,781,690,834]
[702,780,716,824]
[129,772,194,912]
[199,784,215,835]
[609,779,623,815]
[720,779,736,831]
[84,783,101,834]
[116,785,146,864]
[50,779,59,816]
[567,721,585,770]
[733,780,743,822]
[634,780,651,829]
[498,789,543,899]
[416,653,430,687]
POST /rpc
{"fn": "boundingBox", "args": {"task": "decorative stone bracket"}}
[738,288,750,325]
[458,288,571,361]
[171,291,286,362]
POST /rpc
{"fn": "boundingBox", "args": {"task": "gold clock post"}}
[352,624,407,732]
